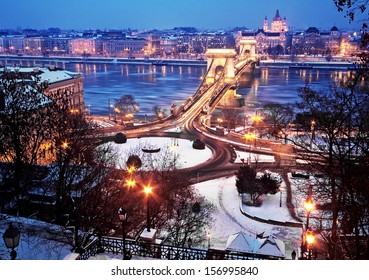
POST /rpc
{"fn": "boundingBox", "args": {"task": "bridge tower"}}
[205,49,237,85]
[238,39,257,61]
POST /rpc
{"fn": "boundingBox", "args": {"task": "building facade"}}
[102,38,146,57]
[292,26,342,55]
[238,10,288,54]
[0,66,85,113]
[69,38,103,56]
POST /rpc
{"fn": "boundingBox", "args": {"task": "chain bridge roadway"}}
[91,57,290,180]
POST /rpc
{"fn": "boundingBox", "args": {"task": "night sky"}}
[1,0,355,31]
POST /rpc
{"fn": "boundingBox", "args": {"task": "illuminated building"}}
[237,10,288,54]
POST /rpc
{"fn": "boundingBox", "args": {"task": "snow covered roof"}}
[0,83,53,114]
[225,232,285,258]
[225,231,262,254]
[256,235,285,258]
[0,66,81,85]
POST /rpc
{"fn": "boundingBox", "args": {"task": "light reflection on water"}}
[0,59,351,116]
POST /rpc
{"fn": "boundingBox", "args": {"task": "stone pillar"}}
[239,39,257,60]
[205,58,215,84]
[224,58,235,85]
[205,49,237,85]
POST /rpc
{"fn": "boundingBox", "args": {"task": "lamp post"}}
[244,131,256,165]
[310,120,316,148]
[118,207,127,260]
[144,185,152,232]
[305,230,315,260]
[114,107,120,123]
[301,184,314,259]
[126,165,136,188]
[2,223,20,260]
[207,231,211,248]
[304,184,314,230]
[279,186,282,207]
[251,112,262,129]
[188,238,192,248]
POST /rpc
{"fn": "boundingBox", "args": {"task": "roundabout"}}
[100,136,213,170]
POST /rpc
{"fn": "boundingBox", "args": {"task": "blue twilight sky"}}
[0,0,357,31]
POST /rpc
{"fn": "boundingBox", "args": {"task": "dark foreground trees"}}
[290,69,369,259]
[0,72,215,251]
[0,72,58,214]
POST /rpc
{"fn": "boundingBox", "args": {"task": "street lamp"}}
[207,231,211,248]
[301,184,314,259]
[114,107,120,122]
[303,198,314,230]
[244,131,256,165]
[279,186,282,207]
[310,120,316,147]
[144,185,152,232]
[304,183,314,230]
[251,112,262,129]
[2,223,20,260]
[305,231,315,260]
[188,238,193,248]
[118,207,127,260]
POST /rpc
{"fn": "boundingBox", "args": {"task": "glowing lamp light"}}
[304,200,314,213]
[244,132,256,141]
[306,232,315,246]
[126,179,136,188]
[62,141,69,149]
[144,185,152,195]
[127,166,135,174]
[251,115,262,123]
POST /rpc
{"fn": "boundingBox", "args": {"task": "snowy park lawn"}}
[194,176,302,259]
[241,179,296,223]
[234,150,275,163]
[100,137,213,170]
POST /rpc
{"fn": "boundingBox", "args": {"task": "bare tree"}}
[0,71,56,214]
[289,72,369,259]
[114,94,140,118]
[221,108,240,130]
[262,103,293,137]
[152,105,167,119]
[334,0,369,28]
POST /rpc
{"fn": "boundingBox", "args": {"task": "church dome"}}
[273,9,281,21]
[331,26,339,32]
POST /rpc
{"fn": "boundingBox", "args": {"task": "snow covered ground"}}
[194,175,302,260]
[234,150,275,163]
[0,215,72,260]
[1,134,305,260]
[100,137,213,170]
[1,172,304,260]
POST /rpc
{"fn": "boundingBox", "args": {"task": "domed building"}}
[239,9,289,55]
[264,9,288,33]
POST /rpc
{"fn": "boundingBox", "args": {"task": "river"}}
[1,59,351,116]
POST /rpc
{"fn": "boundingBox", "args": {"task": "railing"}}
[79,235,283,260]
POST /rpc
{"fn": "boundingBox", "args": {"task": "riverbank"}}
[259,59,356,70]
[0,54,207,67]
[1,54,358,69]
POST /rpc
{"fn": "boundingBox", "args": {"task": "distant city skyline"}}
[1,0,357,31]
